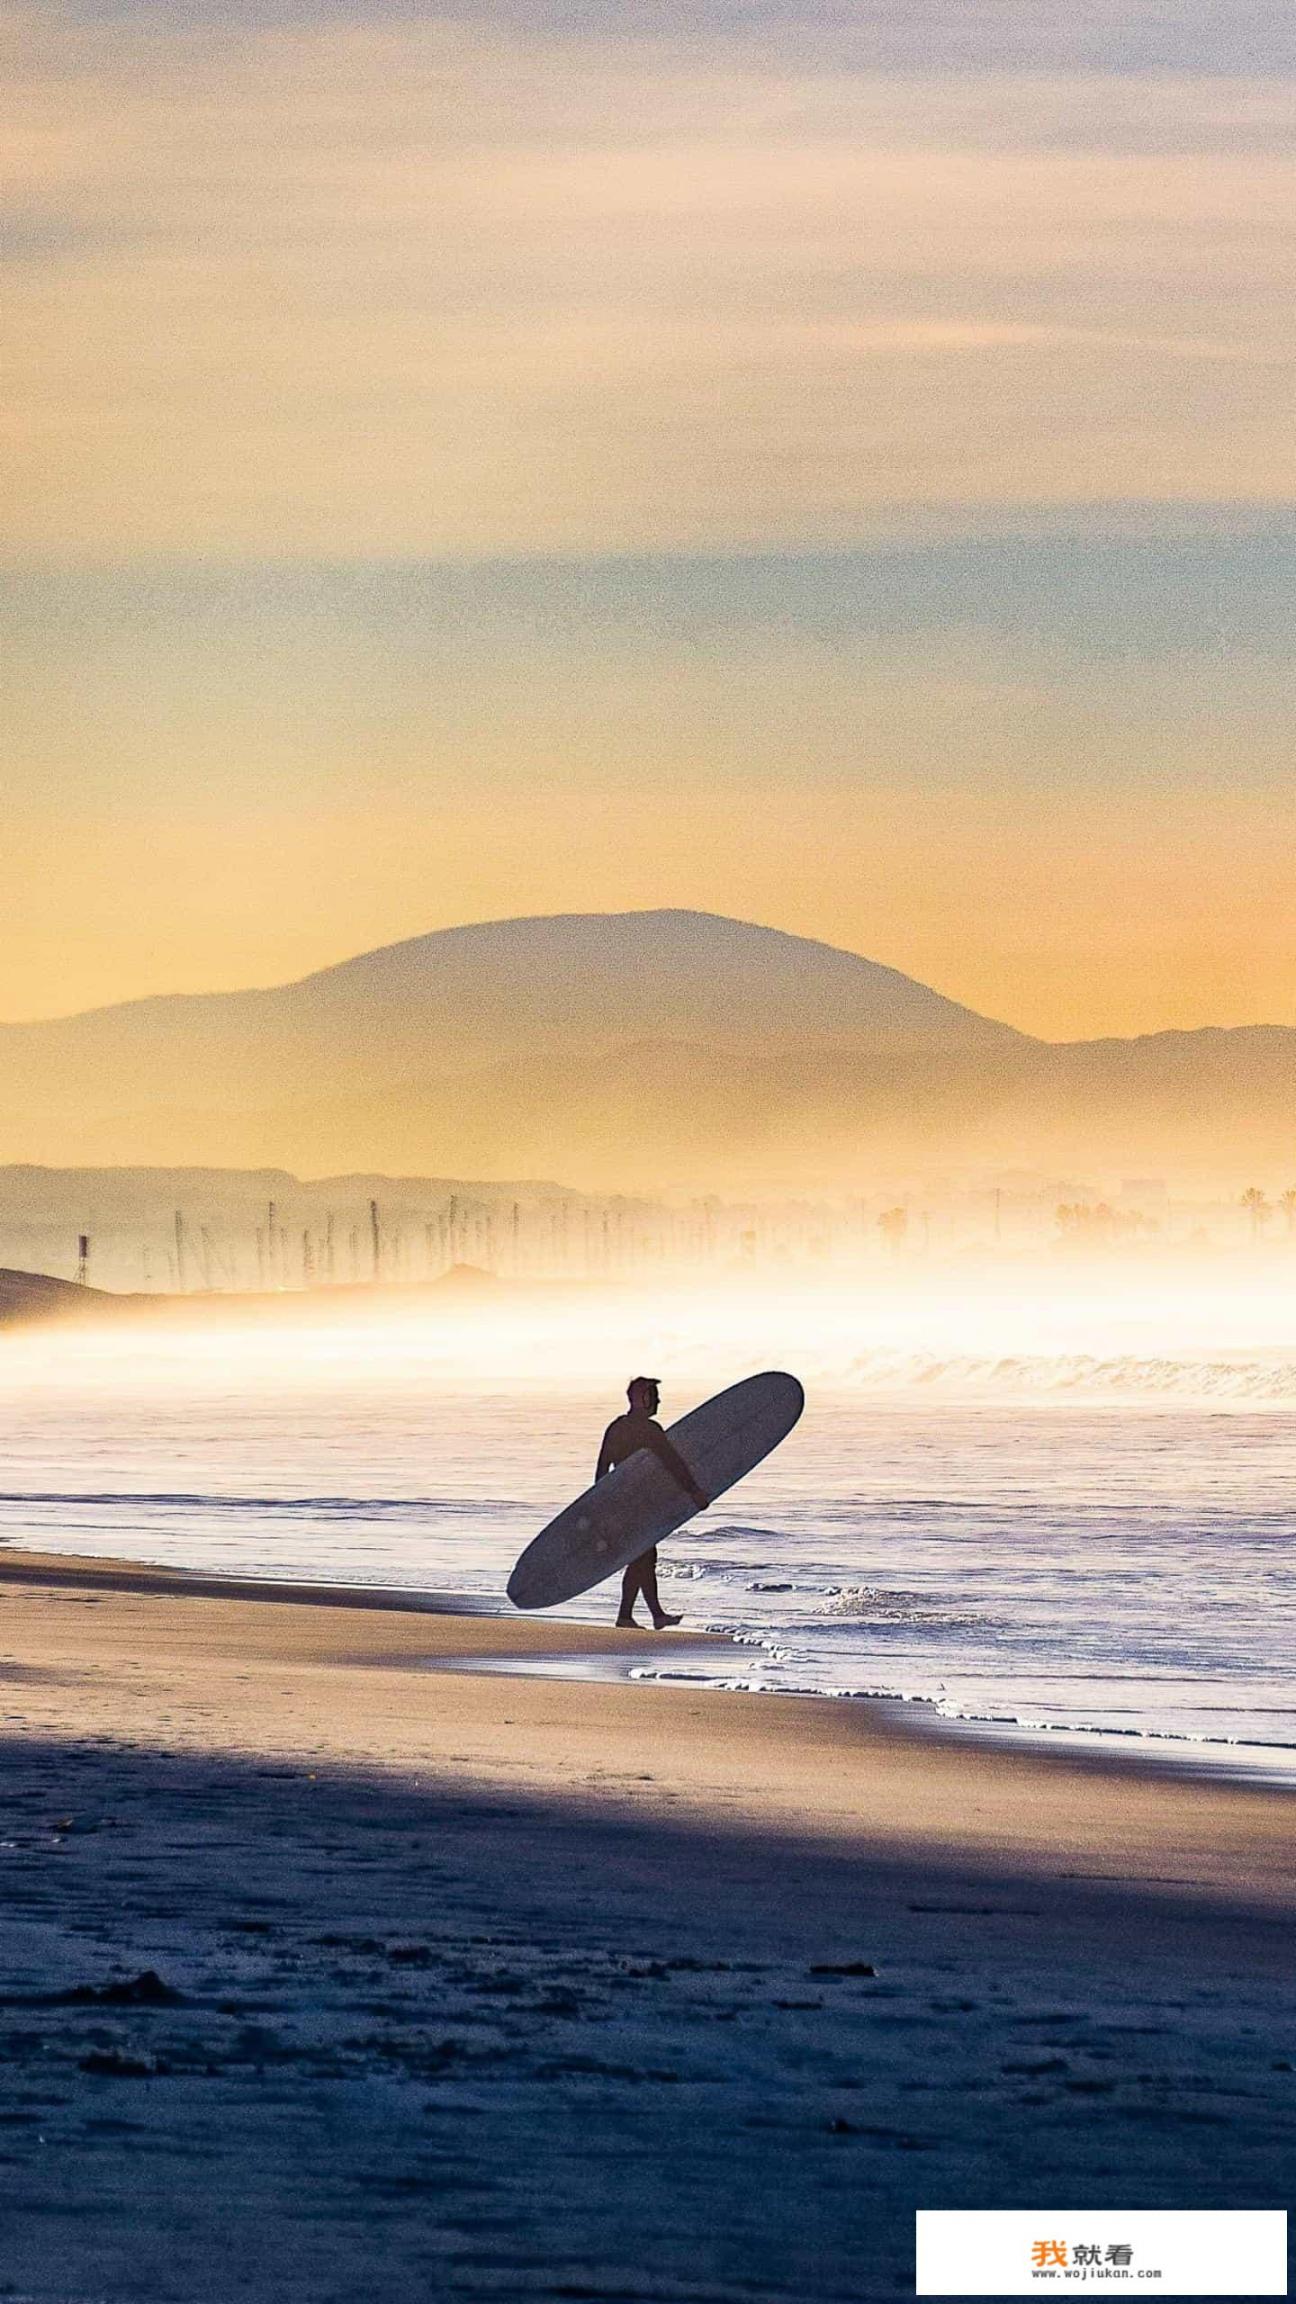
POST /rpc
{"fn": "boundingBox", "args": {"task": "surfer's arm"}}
[646,1428,710,1510]
[595,1425,617,1481]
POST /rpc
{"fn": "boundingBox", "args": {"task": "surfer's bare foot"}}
[651,1612,683,1629]
[615,1614,640,1629]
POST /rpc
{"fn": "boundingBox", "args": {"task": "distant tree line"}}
[1241,1186,1296,1241]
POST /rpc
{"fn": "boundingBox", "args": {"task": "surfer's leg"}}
[639,1548,682,1631]
[616,1556,646,1627]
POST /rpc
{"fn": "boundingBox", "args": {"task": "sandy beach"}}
[0,1549,1292,2302]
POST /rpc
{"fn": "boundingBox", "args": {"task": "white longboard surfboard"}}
[507,1371,804,1611]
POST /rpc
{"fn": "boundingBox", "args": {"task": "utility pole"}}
[369,1199,381,1283]
[267,1201,278,1287]
[174,1210,188,1294]
[76,1233,90,1286]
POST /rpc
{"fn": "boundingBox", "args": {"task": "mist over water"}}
[0,1280,1292,1770]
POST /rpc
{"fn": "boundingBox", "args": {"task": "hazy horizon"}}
[0,910,1291,1195]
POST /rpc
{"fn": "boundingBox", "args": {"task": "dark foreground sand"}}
[0,1551,1292,2304]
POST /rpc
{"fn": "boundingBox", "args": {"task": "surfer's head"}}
[627,1375,660,1415]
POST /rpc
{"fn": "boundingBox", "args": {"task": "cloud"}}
[35,0,1296,78]
[3,10,1294,556]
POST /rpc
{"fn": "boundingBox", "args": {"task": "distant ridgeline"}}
[0,912,1292,1208]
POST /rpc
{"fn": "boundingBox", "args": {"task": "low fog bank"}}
[3,1254,1295,1409]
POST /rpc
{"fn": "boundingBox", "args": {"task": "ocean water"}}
[0,1316,1293,1773]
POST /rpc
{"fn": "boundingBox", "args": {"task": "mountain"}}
[0,911,1291,1190]
[0,910,1016,1126]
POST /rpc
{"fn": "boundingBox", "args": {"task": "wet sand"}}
[0,1550,1292,2302]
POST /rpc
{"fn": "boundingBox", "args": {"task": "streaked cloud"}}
[4,11,1294,555]
[31,0,1296,79]
[3,3,1293,1042]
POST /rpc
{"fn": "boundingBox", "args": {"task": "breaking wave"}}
[819,1584,987,1626]
[833,1350,1296,1401]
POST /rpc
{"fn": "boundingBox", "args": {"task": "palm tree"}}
[877,1207,908,1253]
[1240,1186,1270,1242]
[1280,1188,1296,1238]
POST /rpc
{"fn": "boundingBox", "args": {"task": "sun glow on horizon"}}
[5,1262,1296,1407]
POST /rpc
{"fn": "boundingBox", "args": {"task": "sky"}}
[3,0,1294,1038]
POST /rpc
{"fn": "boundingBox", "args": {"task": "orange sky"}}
[4,768,1293,1039]
[3,7,1293,1040]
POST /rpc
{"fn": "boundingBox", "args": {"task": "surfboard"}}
[507,1371,804,1611]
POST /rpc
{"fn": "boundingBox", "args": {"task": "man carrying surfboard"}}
[597,1377,710,1629]
[507,1372,802,1615]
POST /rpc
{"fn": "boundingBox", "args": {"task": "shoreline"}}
[421,1636,1296,1794]
[6,1537,1295,1794]
[1,1545,1292,1919]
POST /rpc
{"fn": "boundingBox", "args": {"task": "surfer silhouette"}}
[597,1377,709,1629]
